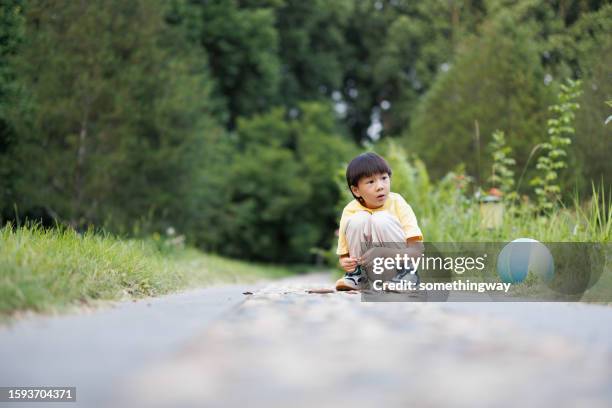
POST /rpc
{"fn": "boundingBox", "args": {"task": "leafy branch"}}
[530,79,582,211]
[488,130,516,200]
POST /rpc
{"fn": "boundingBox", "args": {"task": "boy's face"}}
[351,172,390,208]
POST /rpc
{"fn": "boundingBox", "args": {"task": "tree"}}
[219,102,355,262]
[194,0,281,127]
[0,0,26,221]
[7,0,223,239]
[370,0,486,137]
[339,0,486,142]
[275,0,354,108]
[563,5,612,195]
[405,8,553,181]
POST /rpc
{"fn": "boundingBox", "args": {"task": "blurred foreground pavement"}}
[114,274,612,408]
[2,273,612,408]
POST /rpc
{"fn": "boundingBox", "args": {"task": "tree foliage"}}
[0,0,609,263]
[5,0,222,237]
[220,102,354,262]
[0,0,26,215]
[406,8,552,181]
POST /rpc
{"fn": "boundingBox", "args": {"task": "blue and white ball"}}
[496,238,554,283]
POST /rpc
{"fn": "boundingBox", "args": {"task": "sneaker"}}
[390,266,420,287]
[335,265,368,291]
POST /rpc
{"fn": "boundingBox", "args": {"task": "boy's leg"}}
[370,211,407,244]
[336,211,371,291]
[344,211,372,260]
[367,211,420,286]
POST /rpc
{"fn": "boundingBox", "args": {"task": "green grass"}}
[375,140,612,244]
[0,224,294,320]
[410,183,612,243]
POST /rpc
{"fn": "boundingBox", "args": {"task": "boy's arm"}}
[339,253,358,272]
[405,239,425,258]
[396,195,424,241]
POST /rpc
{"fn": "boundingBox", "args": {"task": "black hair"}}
[345,152,392,204]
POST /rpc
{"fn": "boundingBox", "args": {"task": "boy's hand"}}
[339,256,359,272]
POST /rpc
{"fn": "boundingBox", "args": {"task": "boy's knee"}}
[346,211,371,231]
[371,211,399,227]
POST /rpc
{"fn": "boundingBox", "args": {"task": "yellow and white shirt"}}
[336,192,423,255]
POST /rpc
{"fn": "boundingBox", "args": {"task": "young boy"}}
[335,152,424,291]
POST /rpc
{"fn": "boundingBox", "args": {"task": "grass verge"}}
[0,224,295,321]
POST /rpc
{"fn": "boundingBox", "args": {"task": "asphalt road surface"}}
[1,273,611,408]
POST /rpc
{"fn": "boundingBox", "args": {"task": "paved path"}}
[2,273,612,408]
[0,283,264,408]
[114,273,612,408]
